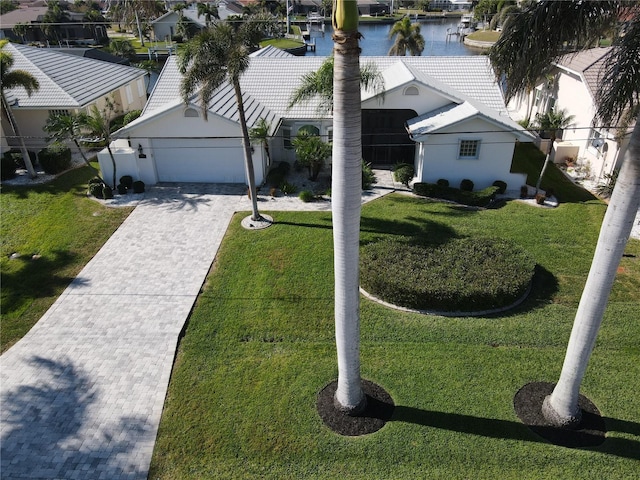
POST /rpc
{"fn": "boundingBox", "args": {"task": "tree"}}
[249,117,272,166]
[42,0,71,43]
[331,0,366,414]
[0,0,18,15]
[107,38,137,61]
[0,39,39,178]
[288,56,385,114]
[292,130,332,180]
[178,17,274,222]
[196,2,219,27]
[12,23,29,43]
[388,16,425,56]
[44,112,105,183]
[81,101,118,188]
[533,108,575,194]
[490,0,640,428]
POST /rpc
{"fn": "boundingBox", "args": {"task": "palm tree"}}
[288,56,385,114]
[331,0,366,414]
[533,108,575,194]
[490,0,640,428]
[178,18,272,222]
[42,0,70,43]
[1,39,39,178]
[249,117,271,166]
[196,2,219,27]
[44,112,105,183]
[81,102,118,188]
[388,16,425,56]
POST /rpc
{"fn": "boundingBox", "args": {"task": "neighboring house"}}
[107,46,532,189]
[150,6,207,42]
[1,43,147,154]
[0,6,107,45]
[507,47,632,183]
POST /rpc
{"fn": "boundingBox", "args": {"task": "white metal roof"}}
[4,43,146,108]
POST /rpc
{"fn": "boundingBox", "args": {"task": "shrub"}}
[132,180,145,193]
[117,184,128,195]
[436,178,449,187]
[266,162,290,187]
[89,182,104,199]
[280,181,297,194]
[460,179,474,192]
[393,164,414,186]
[492,180,507,194]
[595,170,618,198]
[362,160,376,190]
[360,237,535,313]
[120,175,133,188]
[123,110,142,126]
[413,183,499,207]
[38,142,72,174]
[102,185,114,199]
[1,152,17,180]
[299,190,315,202]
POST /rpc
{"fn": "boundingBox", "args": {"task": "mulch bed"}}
[514,381,606,448]
[317,379,395,436]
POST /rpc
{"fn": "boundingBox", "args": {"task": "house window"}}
[588,129,604,156]
[458,139,481,159]
[404,86,419,96]
[137,78,145,98]
[534,88,542,107]
[326,128,333,143]
[546,96,556,112]
[49,109,69,117]
[184,107,199,117]
[283,126,292,149]
[125,85,133,104]
[297,124,320,136]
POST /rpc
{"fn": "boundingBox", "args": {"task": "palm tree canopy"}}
[0,40,39,96]
[388,16,425,56]
[534,108,576,141]
[287,57,385,113]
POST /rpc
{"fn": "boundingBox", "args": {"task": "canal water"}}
[304,18,482,56]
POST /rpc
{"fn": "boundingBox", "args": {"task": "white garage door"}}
[152,138,246,183]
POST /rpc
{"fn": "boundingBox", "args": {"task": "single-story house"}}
[1,43,148,154]
[107,46,533,190]
[150,6,208,42]
[507,47,633,183]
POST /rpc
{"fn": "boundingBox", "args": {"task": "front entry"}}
[362,109,417,165]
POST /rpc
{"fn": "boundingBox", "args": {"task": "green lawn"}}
[0,166,132,352]
[150,160,640,478]
[465,30,501,42]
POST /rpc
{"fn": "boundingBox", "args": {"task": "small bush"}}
[360,237,535,313]
[120,175,133,188]
[89,182,104,199]
[299,190,315,202]
[1,153,17,180]
[38,142,72,174]
[89,177,103,185]
[102,185,114,199]
[393,164,414,186]
[362,160,376,190]
[280,181,297,194]
[492,180,507,194]
[123,110,142,126]
[266,161,290,187]
[117,184,128,195]
[436,178,449,187]
[460,179,474,192]
[132,180,145,193]
[413,183,499,207]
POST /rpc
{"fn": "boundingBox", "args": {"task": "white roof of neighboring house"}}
[3,43,146,108]
[125,49,529,140]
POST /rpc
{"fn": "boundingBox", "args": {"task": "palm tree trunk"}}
[332,25,365,414]
[535,135,555,194]
[2,93,37,178]
[543,121,640,427]
[233,80,261,221]
[106,144,117,188]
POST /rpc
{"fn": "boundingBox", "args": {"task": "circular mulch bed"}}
[317,379,395,436]
[514,382,606,448]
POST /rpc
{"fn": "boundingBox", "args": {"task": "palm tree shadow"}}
[1,355,149,479]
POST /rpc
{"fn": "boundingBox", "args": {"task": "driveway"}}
[0,172,403,479]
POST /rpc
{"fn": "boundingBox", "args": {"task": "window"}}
[137,78,145,98]
[326,128,333,143]
[282,126,292,149]
[546,96,556,112]
[534,88,542,107]
[588,129,604,156]
[49,109,69,117]
[184,107,199,117]
[404,86,419,96]
[125,85,133,104]
[458,139,481,159]
[297,124,320,136]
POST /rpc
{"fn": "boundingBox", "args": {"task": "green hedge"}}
[413,182,499,207]
[360,237,536,313]
[38,142,72,174]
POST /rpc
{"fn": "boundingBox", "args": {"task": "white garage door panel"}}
[153,139,245,183]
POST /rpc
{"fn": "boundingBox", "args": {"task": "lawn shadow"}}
[360,215,459,247]
[1,250,78,314]
[391,404,640,460]
[1,355,148,479]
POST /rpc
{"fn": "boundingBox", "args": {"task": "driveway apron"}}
[1,184,245,480]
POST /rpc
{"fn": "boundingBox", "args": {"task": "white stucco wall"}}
[152,12,179,41]
[413,118,527,191]
[361,82,452,115]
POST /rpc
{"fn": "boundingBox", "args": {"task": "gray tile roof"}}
[4,43,147,108]
[136,50,520,137]
[556,47,613,99]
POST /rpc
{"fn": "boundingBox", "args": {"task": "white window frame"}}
[458,139,481,160]
[137,78,145,98]
[125,85,133,104]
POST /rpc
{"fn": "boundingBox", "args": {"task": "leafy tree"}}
[107,38,137,61]
[179,16,275,222]
[292,131,331,180]
[490,0,640,429]
[196,2,219,27]
[249,117,272,166]
[42,0,71,42]
[288,56,385,114]
[0,39,39,178]
[81,100,118,188]
[388,16,425,56]
[532,108,575,194]
[0,0,18,15]
[12,23,29,43]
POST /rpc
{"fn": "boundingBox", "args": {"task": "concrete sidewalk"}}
[0,172,403,479]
